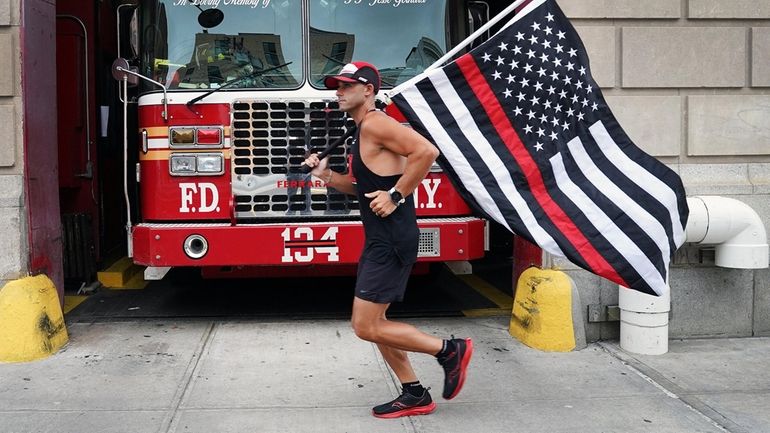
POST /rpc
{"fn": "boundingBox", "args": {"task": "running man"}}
[303,61,473,418]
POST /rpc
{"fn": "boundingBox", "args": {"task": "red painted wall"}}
[56,0,102,262]
[22,0,64,301]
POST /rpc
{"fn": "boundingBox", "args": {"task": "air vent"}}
[417,228,440,257]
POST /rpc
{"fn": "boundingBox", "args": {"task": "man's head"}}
[324,61,381,94]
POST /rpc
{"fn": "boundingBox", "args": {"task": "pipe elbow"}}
[685,196,769,269]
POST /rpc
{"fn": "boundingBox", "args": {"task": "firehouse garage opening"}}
[56,0,517,319]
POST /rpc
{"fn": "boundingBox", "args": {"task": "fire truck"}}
[112,0,497,280]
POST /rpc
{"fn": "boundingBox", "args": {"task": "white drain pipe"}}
[620,196,769,355]
[684,196,769,268]
[619,288,670,355]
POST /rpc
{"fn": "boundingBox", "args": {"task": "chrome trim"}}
[141,128,148,153]
[429,161,443,173]
[136,216,484,229]
[183,234,209,259]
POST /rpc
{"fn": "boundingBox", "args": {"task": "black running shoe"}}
[372,388,437,419]
[437,338,474,400]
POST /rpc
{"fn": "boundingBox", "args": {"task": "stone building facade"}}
[558,0,770,340]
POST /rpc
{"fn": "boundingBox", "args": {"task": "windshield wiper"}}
[322,54,346,66]
[186,61,292,107]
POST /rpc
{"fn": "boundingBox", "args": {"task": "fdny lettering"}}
[179,183,221,213]
[276,180,327,188]
[281,227,340,263]
[412,178,442,209]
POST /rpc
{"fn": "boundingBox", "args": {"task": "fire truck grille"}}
[231,100,358,219]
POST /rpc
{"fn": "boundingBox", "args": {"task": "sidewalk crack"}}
[159,322,217,433]
[598,342,747,433]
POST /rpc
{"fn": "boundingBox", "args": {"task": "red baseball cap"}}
[324,61,381,93]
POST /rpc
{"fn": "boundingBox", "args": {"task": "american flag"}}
[390,0,688,296]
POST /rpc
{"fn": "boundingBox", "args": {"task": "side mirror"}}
[198,9,224,28]
[111,58,138,86]
[111,57,169,121]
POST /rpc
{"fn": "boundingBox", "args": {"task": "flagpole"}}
[387,0,528,98]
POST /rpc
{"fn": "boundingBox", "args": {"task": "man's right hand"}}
[302,153,329,179]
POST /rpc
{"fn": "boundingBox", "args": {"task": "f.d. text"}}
[179,183,221,213]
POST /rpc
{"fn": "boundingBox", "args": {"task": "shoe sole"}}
[372,401,437,419]
[445,338,473,400]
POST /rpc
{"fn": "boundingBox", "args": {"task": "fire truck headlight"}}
[170,155,197,175]
[196,154,223,174]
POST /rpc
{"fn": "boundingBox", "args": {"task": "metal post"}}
[122,77,133,257]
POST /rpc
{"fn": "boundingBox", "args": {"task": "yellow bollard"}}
[0,275,69,362]
[509,267,585,352]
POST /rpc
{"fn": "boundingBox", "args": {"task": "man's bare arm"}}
[368,114,438,197]
[302,153,357,196]
[363,114,439,216]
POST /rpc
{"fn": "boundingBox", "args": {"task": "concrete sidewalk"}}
[1,316,768,433]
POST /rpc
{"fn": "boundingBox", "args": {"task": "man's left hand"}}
[364,190,397,218]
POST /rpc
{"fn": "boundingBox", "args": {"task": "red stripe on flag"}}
[455,54,628,287]
[515,0,534,13]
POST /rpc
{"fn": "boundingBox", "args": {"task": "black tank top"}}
[351,111,419,265]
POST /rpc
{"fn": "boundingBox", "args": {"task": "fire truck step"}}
[97,257,147,289]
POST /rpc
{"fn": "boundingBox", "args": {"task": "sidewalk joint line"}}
[160,322,217,433]
[598,342,745,433]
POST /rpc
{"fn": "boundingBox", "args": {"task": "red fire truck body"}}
[123,0,490,275]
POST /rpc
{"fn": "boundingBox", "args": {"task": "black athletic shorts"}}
[354,248,414,304]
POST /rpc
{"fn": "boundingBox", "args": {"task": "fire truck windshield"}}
[140,0,303,90]
[309,0,450,89]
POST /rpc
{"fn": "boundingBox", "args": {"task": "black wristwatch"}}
[388,187,405,207]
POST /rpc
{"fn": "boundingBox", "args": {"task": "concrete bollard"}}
[619,286,670,355]
[509,267,586,352]
[0,275,69,363]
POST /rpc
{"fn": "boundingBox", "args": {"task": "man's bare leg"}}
[377,343,418,383]
[351,297,443,355]
[375,308,419,383]
[356,298,439,418]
